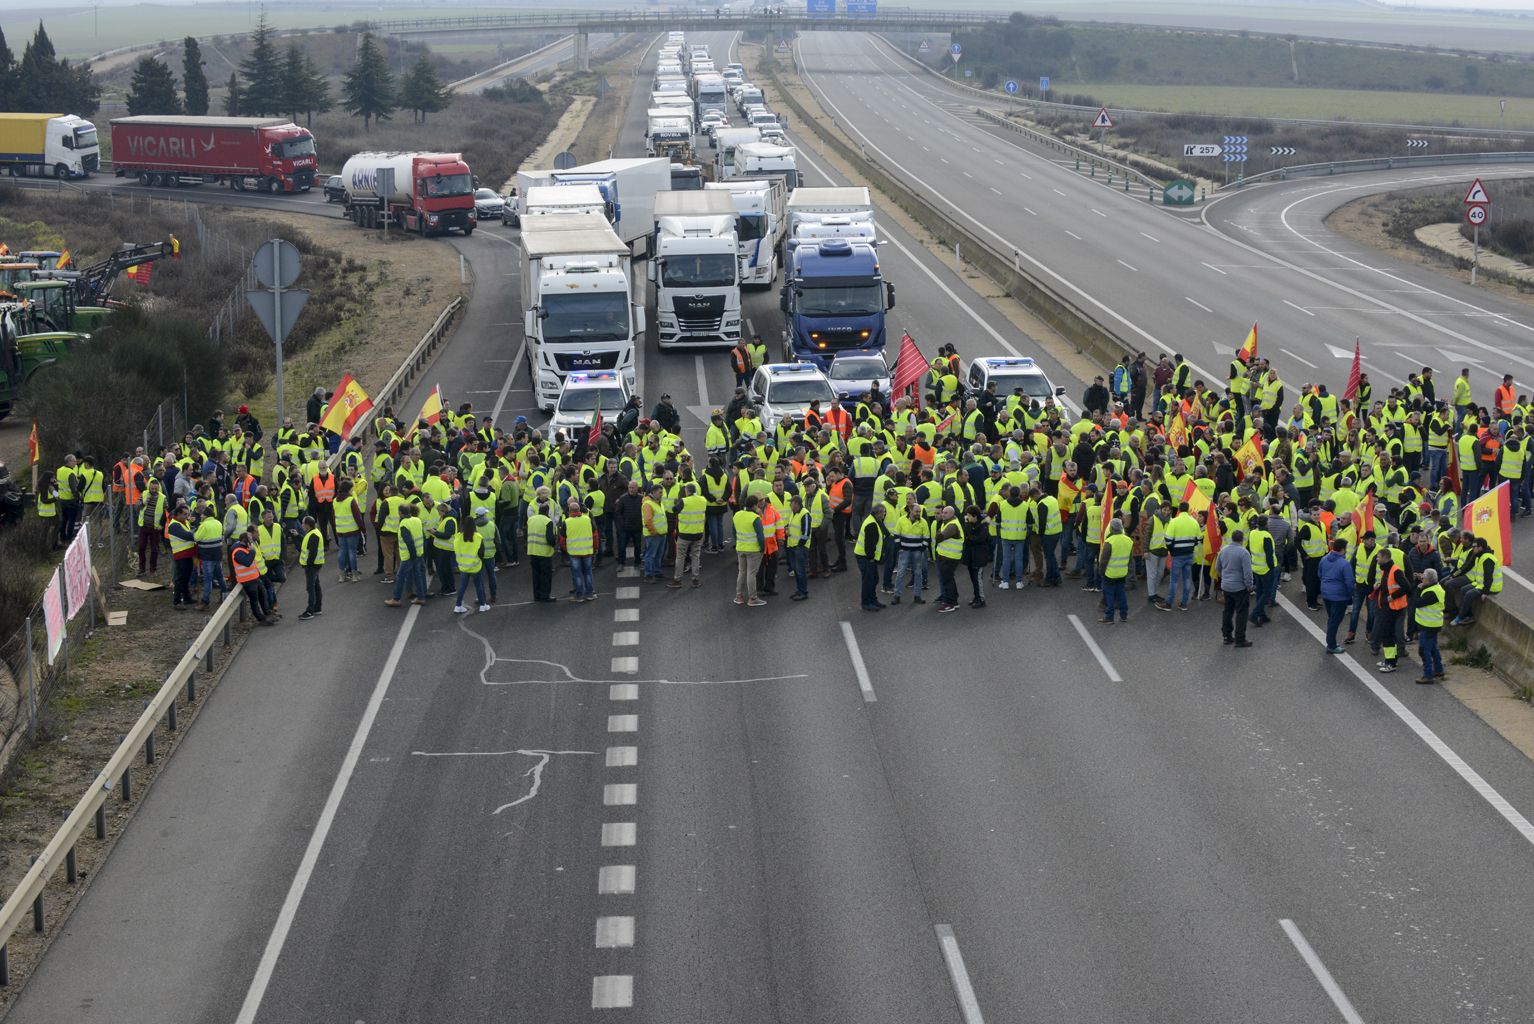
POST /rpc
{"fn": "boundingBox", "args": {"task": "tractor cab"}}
[11,279,111,333]
[0,304,83,421]
[0,263,42,300]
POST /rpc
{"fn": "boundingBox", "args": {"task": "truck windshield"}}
[426,173,473,198]
[542,293,630,343]
[275,137,316,159]
[737,214,765,242]
[796,284,882,317]
[73,127,98,148]
[664,254,735,287]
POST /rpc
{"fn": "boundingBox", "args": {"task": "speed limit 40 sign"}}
[1467,203,1488,226]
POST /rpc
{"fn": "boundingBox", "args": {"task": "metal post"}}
[105,488,118,586]
[2,943,9,986]
[204,647,214,672]
[29,856,42,931]
[272,242,285,424]
[222,621,231,647]
[168,697,177,732]
[24,616,36,738]
[145,731,155,765]
[954,243,960,272]
[66,843,77,884]
[120,763,132,803]
[460,254,467,285]
[95,804,106,840]
[1472,224,1480,286]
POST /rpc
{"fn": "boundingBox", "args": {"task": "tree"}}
[182,37,209,115]
[0,27,17,111]
[398,52,449,123]
[238,12,283,115]
[126,55,182,116]
[224,72,242,115]
[12,21,99,115]
[342,32,394,130]
[298,51,332,126]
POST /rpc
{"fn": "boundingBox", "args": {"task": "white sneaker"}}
[477,604,491,612]
[997,581,1009,590]
[1281,572,1292,582]
[453,605,469,614]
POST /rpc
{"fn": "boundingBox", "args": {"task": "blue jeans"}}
[1082,543,1100,587]
[497,513,521,563]
[1324,598,1349,648]
[337,533,359,574]
[456,569,487,606]
[1252,571,1277,621]
[199,559,227,604]
[706,508,726,550]
[642,535,666,578]
[1042,532,1060,583]
[999,539,1026,584]
[1425,449,1447,489]
[571,555,595,597]
[393,556,427,600]
[1168,553,1192,606]
[1102,579,1128,620]
[1418,627,1443,676]
[894,548,926,596]
[1348,581,1374,636]
[858,554,880,608]
[787,546,809,595]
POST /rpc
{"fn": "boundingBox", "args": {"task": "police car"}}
[967,357,1066,406]
[549,371,630,437]
[748,362,839,432]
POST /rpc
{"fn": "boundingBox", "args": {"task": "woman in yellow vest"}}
[452,516,490,613]
[333,479,366,584]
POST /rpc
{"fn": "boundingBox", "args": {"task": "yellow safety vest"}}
[453,532,484,574]
[733,509,762,553]
[565,515,595,557]
[677,494,706,536]
[1415,584,1445,628]
[526,513,555,557]
[298,528,325,566]
[1102,532,1133,579]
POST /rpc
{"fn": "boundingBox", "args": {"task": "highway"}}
[449,33,623,94]
[9,26,1534,1024]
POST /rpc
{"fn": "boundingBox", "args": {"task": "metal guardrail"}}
[972,108,1164,191]
[0,295,463,986]
[378,7,1001,34]
[447,34,572,91]
[1232,150,1534,187]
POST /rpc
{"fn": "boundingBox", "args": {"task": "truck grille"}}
[82,154,99,173]
[553,351,620,372]
[673,294,725,333]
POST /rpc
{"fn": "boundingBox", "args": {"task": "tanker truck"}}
[340,152,476,235]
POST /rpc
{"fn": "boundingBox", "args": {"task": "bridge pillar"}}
[573,30,590,72]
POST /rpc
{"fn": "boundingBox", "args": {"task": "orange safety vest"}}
[1495,384,1517,416]
[824,404,852,440]
[1318,509,1335,537]
[312,472,336,502]
[1381,563,1408,611]
[827,477,850,515]
[1478,427,1501,465]
[232,545,261,584]
[731,347,748,374]
[761,501,782,555]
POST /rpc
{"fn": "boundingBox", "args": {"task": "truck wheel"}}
[462,225,474,237]
[266,178,280,194]
[53,164,68,180]
[138,172,152,186]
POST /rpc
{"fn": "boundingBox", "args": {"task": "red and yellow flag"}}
[1181,478,1211,516]
[55,249,71,269]
[1356,484,1376,538]
[1165,410,1188,450]
[1232,433,1264,479]
[126,262,154,285]
[320,373,374,438]
[27,420,39,465]
[1463,481,1512,566]
[1236,321,1258,364]
[412,384,446,434]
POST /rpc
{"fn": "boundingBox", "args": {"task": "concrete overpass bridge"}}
[373,8,992,68]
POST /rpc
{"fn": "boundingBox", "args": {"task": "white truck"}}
[646,109,694,161]
[691,72,729,120]
[712,126,760,165]
[649,190,741,350]
[522,184,610,221]
[517,157,671,250]
[706,178,787,289]
[784,186,878,249]
[0,113,100,179]
[520,212,645,411]
[731,141,799,191]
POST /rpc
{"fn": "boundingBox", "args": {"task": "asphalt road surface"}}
[11,28,1534,1024]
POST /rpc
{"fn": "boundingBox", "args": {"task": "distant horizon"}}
[3,0,1534,10]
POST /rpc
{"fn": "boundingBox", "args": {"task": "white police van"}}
[966,356,1066,405]
[549,370,631,437]
[748,362,839,432]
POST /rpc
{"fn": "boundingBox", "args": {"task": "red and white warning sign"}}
[1092,106,1115,129]
[1464,178,1491,205]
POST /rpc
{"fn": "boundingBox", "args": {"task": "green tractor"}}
[10,279,113,333]
[0,304,84,422]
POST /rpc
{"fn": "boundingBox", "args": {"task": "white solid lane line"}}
[1185,297,1214,314]
[1117,259,1138,272]
[1283,299,1316,317]
[1068,614,1123,683]
[1281,347,1319,369]
[1276,593,1534,846]
[234,605,422,1024]
[1279,919,1366,1024]
[840,621,877,702]
[934,924,987,1024]
[1202,262,1228,275]
[1065,230,1082,240]
[1140,231,1160,243]
[695,355,710,409]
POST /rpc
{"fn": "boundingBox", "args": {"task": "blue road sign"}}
[1222,152,1249,163]
[1005,80,1019,94]
[846,0,877,14]
[807,0,834,15]
[1221,135,1248,146]
[951,43,963,56]
[1039,76,1050,93]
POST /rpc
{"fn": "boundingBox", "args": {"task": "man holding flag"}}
[1229,322,1257,422]
[320,374,374,441]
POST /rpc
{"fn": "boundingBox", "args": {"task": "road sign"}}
[1222,135,1248,146]
[807,0,833,15]
[1465,178,1491,204]
[246,287,309,342]
[1223,152,1248,163]
[1092,107,1114,129]
[919,40,930,52]
[1467,203,1489,226]
[1407,139,1429,149]
[252,238,301,289]
[846,0,877,14]
[1039,76,1050,94]
[1163,179,1197,206]
[554,151,578,170]
[950,42,962,62]
[963,68,973,77]
[1269,146,1296,156]
[1183,144,1222,157]
[1004,80,1019,94]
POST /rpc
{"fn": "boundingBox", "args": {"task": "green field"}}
[0,4,563,60]
[1070,82,1534,130]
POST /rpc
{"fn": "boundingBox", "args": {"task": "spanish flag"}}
[1463,481,1512,566]
[320,373,374,439]
[27,420,39,465]
[1236,321,1258,364]
[56,249,71,269]
[126,262,153,285]
[1181,478,1211,516]
[1232,432,1264,479]
[412,384,446,434]
[1165,410,1188,451]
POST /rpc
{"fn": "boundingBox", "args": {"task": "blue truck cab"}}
[779,239,894,369]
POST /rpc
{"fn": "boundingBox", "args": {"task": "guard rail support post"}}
[1124,175,1130,193]
[2,943,9,985]
[187,672,197,704]
[94,805,105,840]
[239,597,246,623]
[1091,162,1097,178]
[204,645,214,673]
[144,709,156,765]
[222,620,231,647]
[29,858,41,932]
[167,696,177,732]
[118,747,132,803]
[65,836,77,885]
